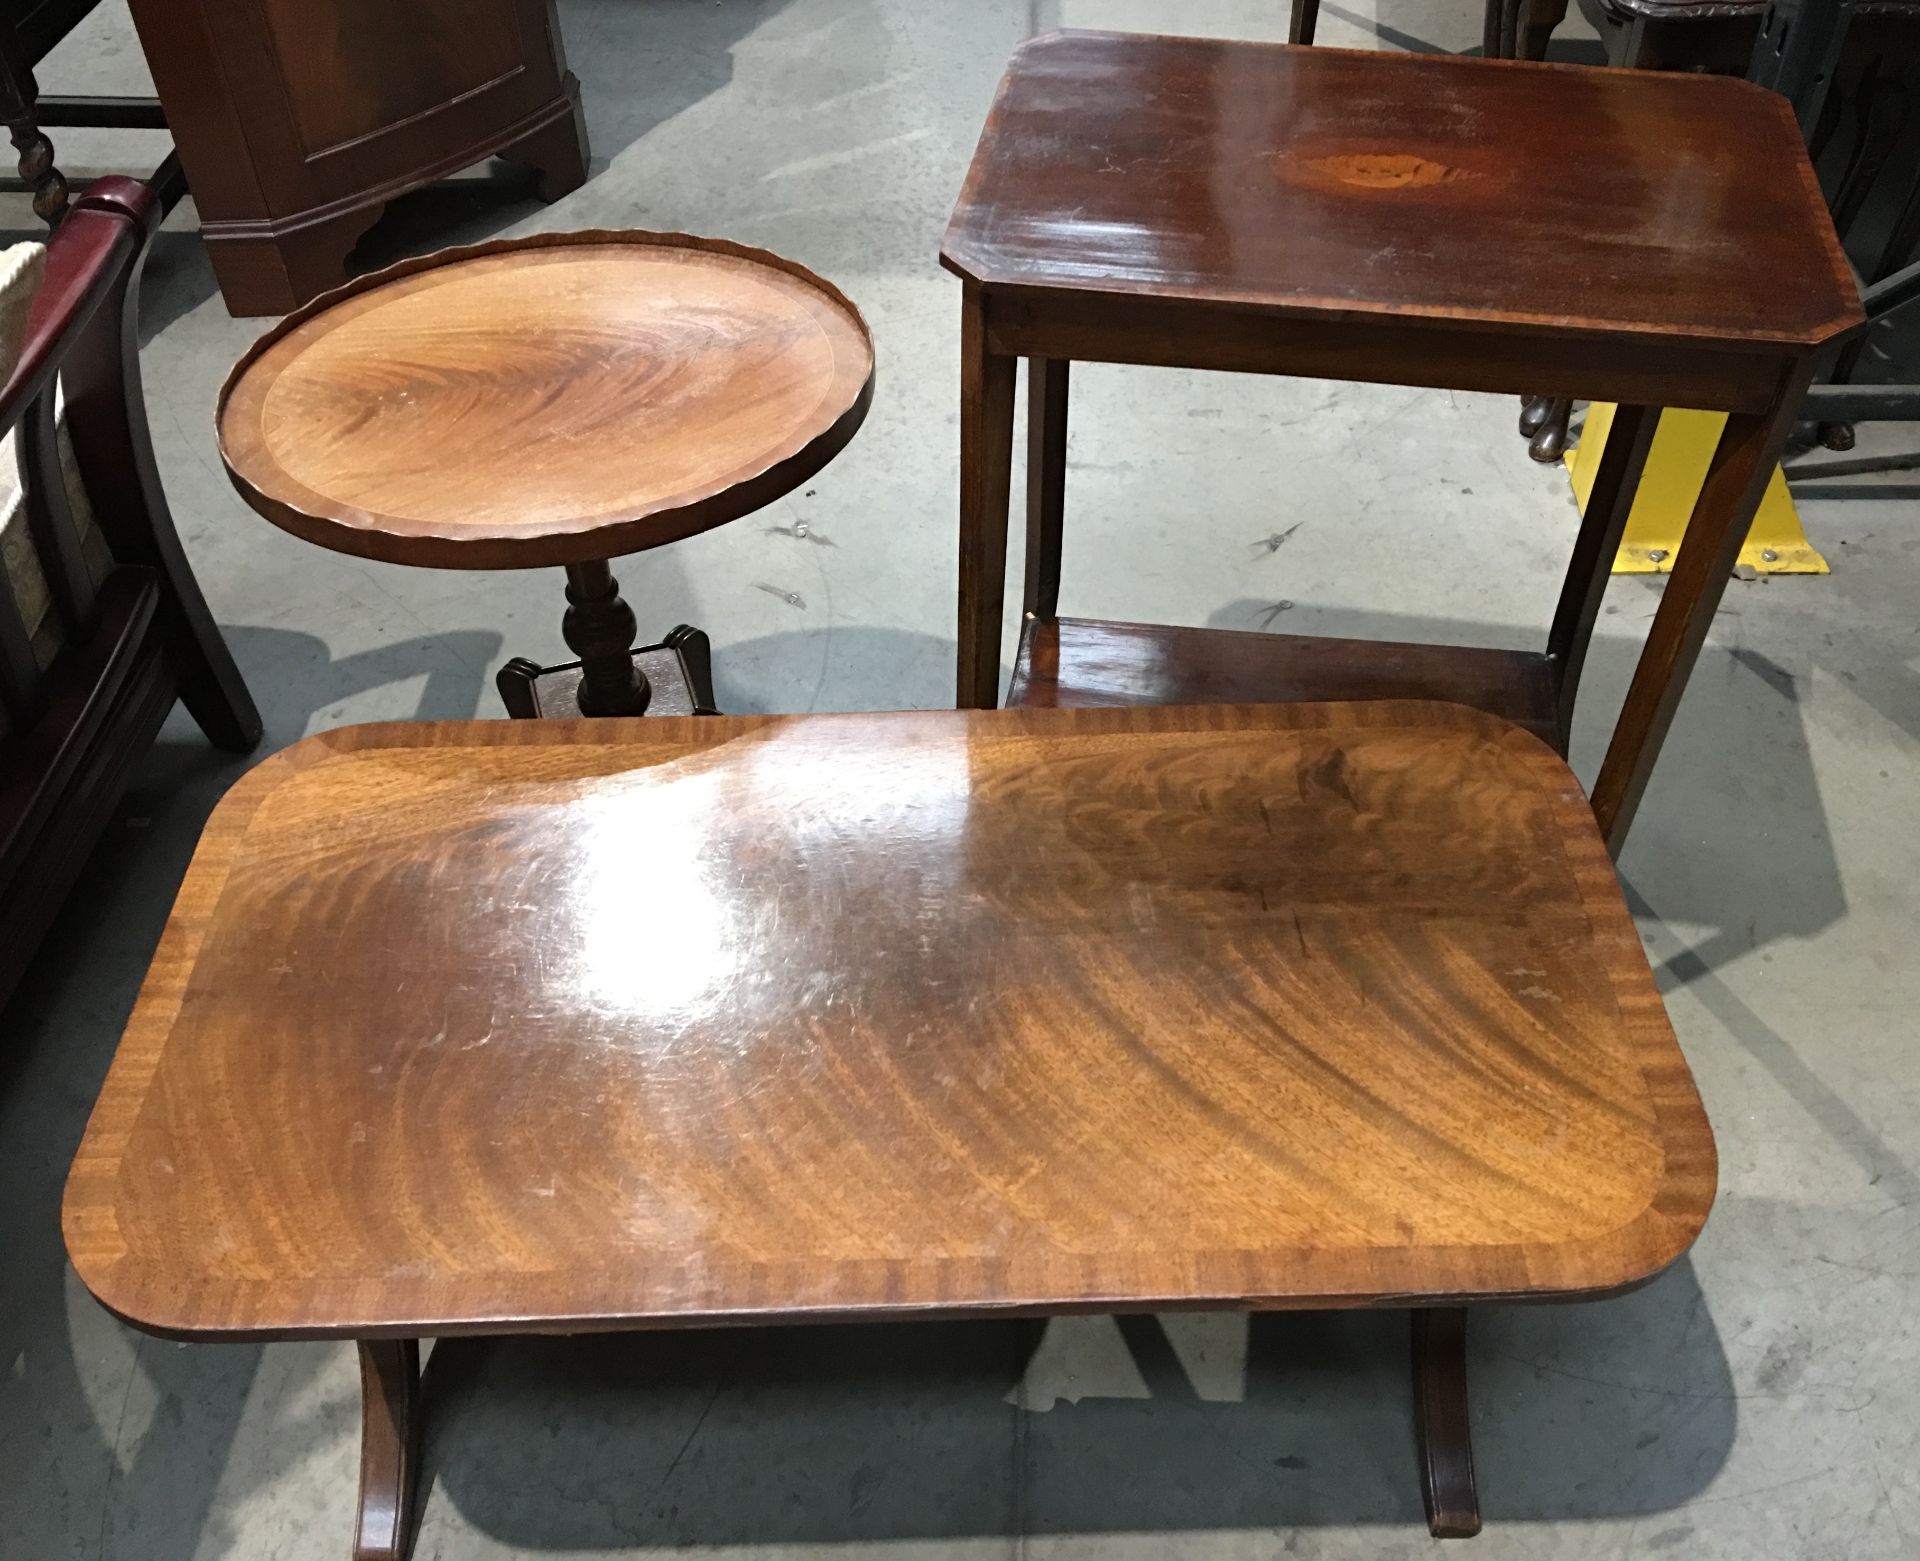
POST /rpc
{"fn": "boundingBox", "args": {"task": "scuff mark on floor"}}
[766,522,836,547]
[1251,521,1304,555]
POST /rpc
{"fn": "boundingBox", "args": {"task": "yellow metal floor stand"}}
[1566,402,1828,575]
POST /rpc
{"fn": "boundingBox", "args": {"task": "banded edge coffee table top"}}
[64,703,1714,1340]
[940,31,1860,352]
[218,231,875,571]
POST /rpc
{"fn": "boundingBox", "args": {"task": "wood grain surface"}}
[940,31,1858,351]
[218,231,874,568]
[64,703,1715,1341]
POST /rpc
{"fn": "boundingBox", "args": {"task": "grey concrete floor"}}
[4,1,1919,1557]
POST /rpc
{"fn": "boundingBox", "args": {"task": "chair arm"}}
[0,176,156,440]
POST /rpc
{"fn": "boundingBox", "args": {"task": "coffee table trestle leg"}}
[1411,1307,1482,1538]
[564,559,651,716]
[354,1338,423,1561]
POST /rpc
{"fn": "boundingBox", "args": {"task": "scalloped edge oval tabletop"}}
[218,230,875,570]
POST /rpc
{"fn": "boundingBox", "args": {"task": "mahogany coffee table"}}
[944,33,1861,852]
[217,230,874,719]
[65,701,1714,1556]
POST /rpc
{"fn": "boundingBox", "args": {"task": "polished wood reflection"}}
[943,32,1859,853]
[218,231,875,570]
[942,32,1856,348]
[65,702,1714,1341]
[1010,616,1562,746]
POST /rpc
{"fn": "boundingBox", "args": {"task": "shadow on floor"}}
[1309,0,1456,54]
[418,1260,1731,1548]
[1291,0,1609,60]
[712,623,955,714]
[217,623,504,738]
[0,622,504,1557]
[350,0,798,275]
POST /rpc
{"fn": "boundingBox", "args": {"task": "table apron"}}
[981,290,1803,416]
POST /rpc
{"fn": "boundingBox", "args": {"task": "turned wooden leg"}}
[1589,364,1813,852]
[1289,0,1320,45]
[502,80,590,204]
[355,1339,422,1561]
[563,559,649,716]
[1024,357,1069,621]
[1519,395,1573,461]
[1412,1309,1481,1539]
[1524,398,1573,462]
[957,282,1016,709]
[7,115,69,227]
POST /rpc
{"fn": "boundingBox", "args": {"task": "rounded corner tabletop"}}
[215,230,876,572]
[62,698,1716,1555]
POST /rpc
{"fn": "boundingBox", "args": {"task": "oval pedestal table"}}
[218,229,874,719]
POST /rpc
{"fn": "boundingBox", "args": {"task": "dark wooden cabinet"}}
[125,0,588,315]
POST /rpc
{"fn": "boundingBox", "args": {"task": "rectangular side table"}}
[943,33,1861,852]
[65,703,1714,1555]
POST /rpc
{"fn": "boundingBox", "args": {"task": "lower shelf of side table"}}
[496,625,720,719]
[1008,615,1562,747]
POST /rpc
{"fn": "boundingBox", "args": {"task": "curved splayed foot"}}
[354,1339,422,1561]
[1412,1308,1481,1539]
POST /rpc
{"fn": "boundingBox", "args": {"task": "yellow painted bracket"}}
[1566,403,1828,575]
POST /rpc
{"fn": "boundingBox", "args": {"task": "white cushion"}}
[0,240,113,673]
[0,241,37,358]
